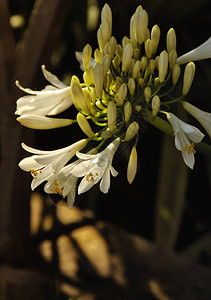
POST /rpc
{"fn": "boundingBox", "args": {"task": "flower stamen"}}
[184,143,196,154]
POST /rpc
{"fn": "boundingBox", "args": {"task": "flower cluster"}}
[16,4,211,207]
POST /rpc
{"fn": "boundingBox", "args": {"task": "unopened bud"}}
[133,48,140,60]
[127,146,137,184]
[71,75,80,86]
[141,56,148,71]
[144,87,151,102]
[104,73,112,89]
[159,50,168,83]
[135,10,149,44]
[133,60,142,78]
[151,95,160,116]
[94,48,103,63]
[102,55,111,77]
[128,78,136,95]
[107,101,117,131]
[101,3,112,39]
[77,113,94,137]
[124,101,132,122]
[172,64,181,85]
[151,25,160,54]
[82,44,92,70]
[145,39,153,59]
[94,62,104,99]
[125,121,139,141]
[169,49,177,69]
[182,62,195,95]
[113,54,121,71]
[167,28,177,53]
[148,59,155,73]
[71,82,90,114]
[116,83,127,105]
[83,66,94,87]
[122,43,134,72]
[138,77,144,88]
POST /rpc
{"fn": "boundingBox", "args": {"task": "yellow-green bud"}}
[145,39,153,59]
[122,43,133,72]
[135,10,148,44]
[94,48,103,63]
[101,18,110,47]
[124,101,132,122]
[172,64,181,85]
[127,146,137,184]
[107,101,117,131]
[97,27,104,52]
[138,77,144,88]
[82,44,92,70]
[71,75,80,86]
[133,60,142,78]
[159,50,168,83]
[148,59,155,73]
[169,49,177,69]
[83,66,94,87]
[115,44,123,57]
[102,55,111,77]
[128,59,135,73]
[71,82,90,114]
[109,36,117,57]
[129,14,136,46]
[154,77,160,86]
[122,36,130,48]
[144,28,150,43]
[103,42,112,57]
[101,3,112,39]
[133,48,140,60]
[151,24,160,54]
[77,113,94,137]
[151,95,160,116]
[144,86,151,102]
[167,28,177,53]
[125,121,139,141]
[182,62,195,95]
[94,62,104,99]
[141,56,148,71]
[135,105,142,112]
[128,78,136,95]
[116,83,127,105]
[113,54,121,71]
[83,89,92,112]
[104,73,112,89]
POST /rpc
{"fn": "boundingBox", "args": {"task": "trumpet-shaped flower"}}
[15,65,73,116]
[166,112,204,169]
[71,138,120,194]
[182,101,211,138]
[19,139,87,191]
[177,37,211,65]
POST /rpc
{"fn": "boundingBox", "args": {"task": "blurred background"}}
[0,0,211,299]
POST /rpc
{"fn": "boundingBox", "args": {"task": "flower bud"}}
[133,48,140,60]
[167,28,176,53]
[151,24,160,54]
[82,44,92,70]
[94,48,103,63]
[122,43,133,72]
[116,83,127,105]
[151,95,160,116]
[124,101,132,122]
[125,121,139,141]
[182,62,195,95]
[169,49,177,69]
[127,146,137,184]
[107,101,117,131]
[133,60,142,78]
[135,10,149,44]
[159,50,168,83]
[101,3,112,39]
[148,59,155,73]
[77,113,94,137]
[113,54,121,71]
[145,39,153,59]
[102,54,111,77]
[141,56,147,71]
[83,89,92,112]
[144,87,151,102]
[83,66,94,87]
[122,36,130,48]
[71,82,90,114]
[128,78,136,95]
[71,75,80,85]
[138,77,144,87]
[172,64,181,85]
[94,62,104,99]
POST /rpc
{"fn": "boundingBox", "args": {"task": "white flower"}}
[71,138,120,194]
[19,139,87,191]
[15,65,73,116]
[182,101,211,138]
[166,112,204,169]
[177,37,211,65]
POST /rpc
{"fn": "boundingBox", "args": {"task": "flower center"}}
[50,180,63,195]
[29,168,42,179]
[184,143,196,154]
[86,172,99,182]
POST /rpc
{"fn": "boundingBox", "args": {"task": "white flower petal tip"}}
[182,102,211,138]
[166,112,204,169]
[177,37,211,65]
[17,115,73,130]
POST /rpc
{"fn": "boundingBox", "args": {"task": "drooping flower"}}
[182,102,211,138]
[15,65,73,116]
[177,37,211,65]
[166,112,204,168]
[19,139,87,190]
[71,138,120,194]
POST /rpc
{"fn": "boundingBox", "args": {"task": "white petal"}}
[177,37,211,65]
[17,115,73,130]
[99,168,110,193]
[19,157,44,171]
[110,166,118,177]
[31,165,53,190]
[47,96,73,115]
[41,65,67,89]
[181,149,195,169]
